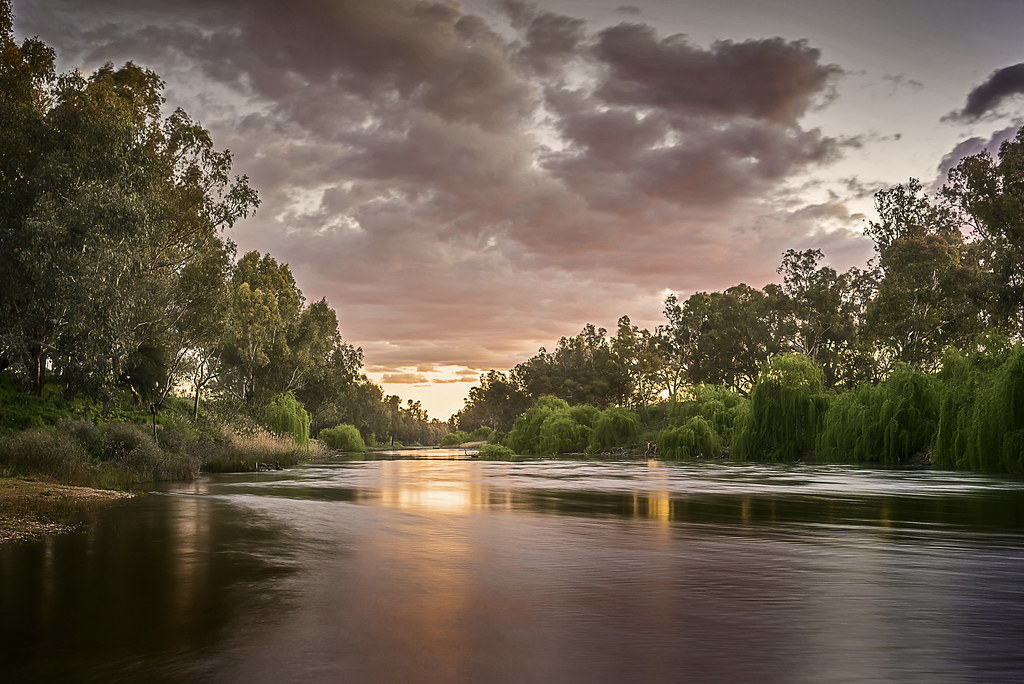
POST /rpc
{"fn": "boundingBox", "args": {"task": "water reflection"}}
[2,456,1024,682]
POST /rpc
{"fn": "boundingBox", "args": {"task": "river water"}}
[2,453,1024,683]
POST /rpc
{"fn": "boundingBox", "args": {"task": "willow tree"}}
[264,391,310,451]
[934,339,1024,473]
[816,365,939,465]
[732,353,827,461]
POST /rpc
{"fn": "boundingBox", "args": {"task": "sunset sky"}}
[15,0,1024,419]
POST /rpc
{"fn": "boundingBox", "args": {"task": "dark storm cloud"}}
[13,0,866,382]
[933,122,1022,190]
[592,24,840,123]
[948,63,1024,121]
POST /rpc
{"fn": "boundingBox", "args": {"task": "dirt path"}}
[0,477,134,545]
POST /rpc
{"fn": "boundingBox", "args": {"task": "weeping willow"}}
[732,354,827,462]
[816,365,938,465]
[505,396,572,454]
[934,341,1024,473]
[658,416,721,458]
[538,414,591,454]
[590,406,642,451]
[319,423,366,452]
[264,392,310,451]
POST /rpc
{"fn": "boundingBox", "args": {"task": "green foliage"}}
[666,384,746,445]
[477,443,516,459]
[732,354,828,461]
[506,396,570,454]
[505,396,594,455]
[659,416,722,459]
[816,365,939,465]
[319,423,367,452]
[934,342,1024,472]
[468,425,493,441]
[0,420,202,488]
[441,430,471,446]
[538,414,591,454]
[263,392,310,450]
[589,406,642,451]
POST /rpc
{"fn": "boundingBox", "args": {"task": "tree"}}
[219,251,303,403]
[456,370,530,433]
[865,180,981,369]
[0,14,257,399]
[514,324,631,407]
[612,315,662,416]
[942,127,1024,338]
[777,249,872,388]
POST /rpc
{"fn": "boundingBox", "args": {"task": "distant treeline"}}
[455,126,1024,473]
[0,4,444,449]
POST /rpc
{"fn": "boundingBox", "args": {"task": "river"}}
[3,453,1024,682]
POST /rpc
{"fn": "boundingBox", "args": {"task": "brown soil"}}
[0,477,133,545]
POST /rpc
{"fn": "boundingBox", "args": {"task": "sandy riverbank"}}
[0,477,134,545]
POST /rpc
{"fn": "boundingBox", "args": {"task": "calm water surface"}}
[3,454,1024,683]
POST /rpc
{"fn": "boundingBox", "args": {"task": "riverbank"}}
[0,477,133,545]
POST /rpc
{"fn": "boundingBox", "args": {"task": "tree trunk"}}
[30,344,45,396]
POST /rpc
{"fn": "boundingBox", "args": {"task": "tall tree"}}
[865,180,981,369]
[942,127,1024,338]
[0,12,257,397]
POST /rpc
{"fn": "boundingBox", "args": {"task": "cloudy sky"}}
[14,0,1024,419]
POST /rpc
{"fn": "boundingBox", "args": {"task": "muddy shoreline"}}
[0,477,134,545]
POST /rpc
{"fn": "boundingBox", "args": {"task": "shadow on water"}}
[0,486,302,682]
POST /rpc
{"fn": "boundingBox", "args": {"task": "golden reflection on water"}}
[634,459,671,523]
[373,459,494,513]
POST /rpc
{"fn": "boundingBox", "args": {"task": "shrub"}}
[468,425,493,441]
[478,443,515,459]
[320,423,367,452]
[441,430,470,446]
[0,427,91,482]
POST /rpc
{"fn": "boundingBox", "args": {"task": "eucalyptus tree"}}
[1,6,258,398]
[865,180,981,370]
[456,369,530,433]
[942,126,1024,338]
[777,249,873,388]
[514,323,631,407]
[612,315,662,415]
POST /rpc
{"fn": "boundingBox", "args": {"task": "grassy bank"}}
[0,477,133,545]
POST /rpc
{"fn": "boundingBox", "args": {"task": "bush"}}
[0,427,91,482]
[320,423,367,452]
[478,443,515,459]
[468,425,493,441]
[441,430,470,446]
